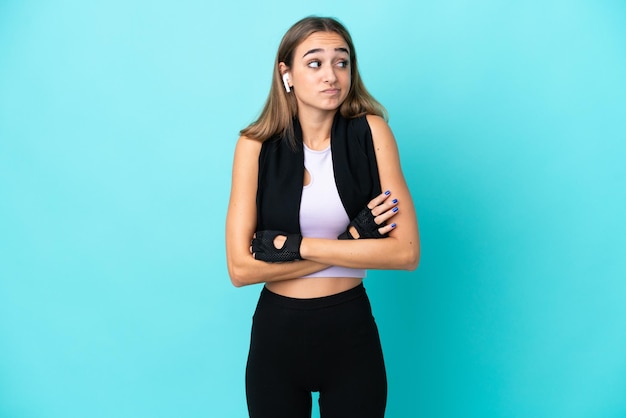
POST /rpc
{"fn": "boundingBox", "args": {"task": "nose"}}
[323,65,338,84]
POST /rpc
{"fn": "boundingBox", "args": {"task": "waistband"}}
[260,283,366,310]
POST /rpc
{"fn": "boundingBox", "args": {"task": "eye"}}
[307,60,321,68]
[336,60,350,68]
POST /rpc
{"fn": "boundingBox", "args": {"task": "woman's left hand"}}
[338,190,399,239]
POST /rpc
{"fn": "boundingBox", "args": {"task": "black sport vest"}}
[256,112,382,234]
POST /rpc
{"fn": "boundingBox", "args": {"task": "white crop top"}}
[299,144,366,278]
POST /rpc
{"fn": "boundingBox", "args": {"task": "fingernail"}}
[391,223,397,228]
[392,207,399,213]
[384,190,390,195]
[392,199,398,204]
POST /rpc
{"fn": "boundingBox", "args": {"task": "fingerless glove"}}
[252,230,303,262]
[338,207,388,240]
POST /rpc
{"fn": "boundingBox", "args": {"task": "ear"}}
[278,62,289,76]
[278,62,292,92]
[279,63,291,82]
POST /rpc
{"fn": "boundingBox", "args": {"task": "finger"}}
[367,190,391,210]
[378,222,397,235]
[372,197,399,217]
[374,206,399,224]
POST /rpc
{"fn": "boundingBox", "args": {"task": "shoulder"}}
[233,135,264,169]
[365,114,396,149]
[236,134,263,148]
[365,114,386,126]
[235,134,263,154]
[365,114,392,135]
[341,114,390,142]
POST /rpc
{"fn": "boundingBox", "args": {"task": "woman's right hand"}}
[338,190,399,239]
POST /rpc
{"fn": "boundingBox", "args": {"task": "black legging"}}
[245,283,387,418]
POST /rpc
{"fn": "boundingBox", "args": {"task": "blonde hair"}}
[240,16,387,148]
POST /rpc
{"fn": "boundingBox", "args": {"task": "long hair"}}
[240,16,388,148]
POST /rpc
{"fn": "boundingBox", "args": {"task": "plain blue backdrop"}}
[1,1,625,417]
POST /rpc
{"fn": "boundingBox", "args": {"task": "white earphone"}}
[282,73,291,93]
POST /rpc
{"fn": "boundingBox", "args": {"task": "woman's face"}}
[284,31,352,114]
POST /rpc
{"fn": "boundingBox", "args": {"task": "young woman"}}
[226,16,420,418]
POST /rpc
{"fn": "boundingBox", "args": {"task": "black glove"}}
[338,206,388,240]
[252,230,303,262]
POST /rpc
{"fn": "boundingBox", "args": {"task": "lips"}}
[322,89,340,94]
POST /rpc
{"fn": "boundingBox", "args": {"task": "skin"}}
[225,31,420,298]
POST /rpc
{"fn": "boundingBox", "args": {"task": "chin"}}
[321,99,345,110]
[298,98,345,113]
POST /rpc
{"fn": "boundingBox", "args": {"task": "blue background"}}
[1,1,625,417]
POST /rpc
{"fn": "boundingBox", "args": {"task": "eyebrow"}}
[302,47,350,58]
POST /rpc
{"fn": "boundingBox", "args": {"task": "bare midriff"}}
[265,277,363,299]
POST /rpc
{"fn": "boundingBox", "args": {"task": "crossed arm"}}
[225,115,420,287]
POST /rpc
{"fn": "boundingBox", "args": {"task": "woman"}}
[226,16,419,418]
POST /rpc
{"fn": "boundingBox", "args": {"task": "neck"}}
[298,108,337,150]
